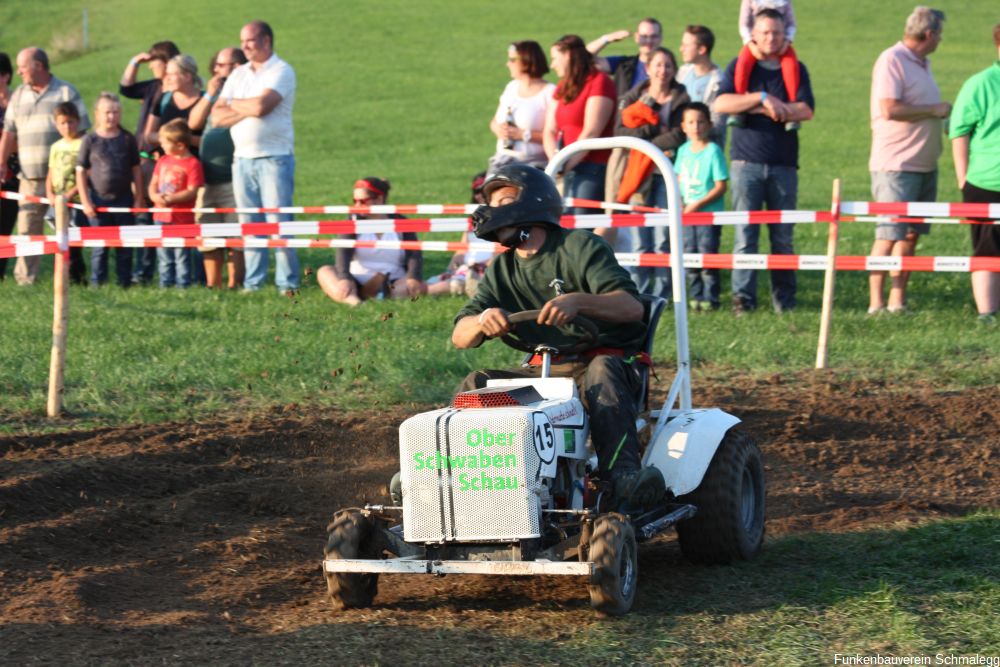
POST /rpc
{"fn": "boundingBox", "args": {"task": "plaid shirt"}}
[3,75,90,180]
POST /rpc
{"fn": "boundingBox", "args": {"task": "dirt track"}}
[1,376,997,665]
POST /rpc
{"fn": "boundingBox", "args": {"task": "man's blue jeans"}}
[563,162,607,215]
[730,160,798,311]
[631,175,672,298]
[233,154,299,291]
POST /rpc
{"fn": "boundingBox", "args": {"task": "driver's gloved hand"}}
[610,467,665,514]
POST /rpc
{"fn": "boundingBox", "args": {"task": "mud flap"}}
[641,409,740,496]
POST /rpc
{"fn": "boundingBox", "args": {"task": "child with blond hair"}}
[77,92,145,287]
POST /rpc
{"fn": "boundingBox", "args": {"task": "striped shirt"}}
[3,76,90,180]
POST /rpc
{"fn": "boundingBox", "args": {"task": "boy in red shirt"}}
[149,119,204,288]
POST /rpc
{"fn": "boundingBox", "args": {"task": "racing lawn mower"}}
[322,137,765,615]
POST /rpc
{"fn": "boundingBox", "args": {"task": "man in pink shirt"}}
[867,6,951,315]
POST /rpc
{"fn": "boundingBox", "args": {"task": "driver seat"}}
[634,294,667,414]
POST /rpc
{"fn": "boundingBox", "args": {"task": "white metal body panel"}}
[486,377,577,403]
[400,407,546,543]
[642,409,740,496]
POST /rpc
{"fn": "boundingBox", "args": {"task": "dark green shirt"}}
[455,228,645,352]
[199,124,235,186]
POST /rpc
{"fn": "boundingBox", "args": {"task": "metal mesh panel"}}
[452,391,519,409]
[400,408,543,542]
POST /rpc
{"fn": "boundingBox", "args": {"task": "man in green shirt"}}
[452,164,664,511]
[949,23,1000,324]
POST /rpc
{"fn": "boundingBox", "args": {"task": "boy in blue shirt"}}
[675,102,728,310]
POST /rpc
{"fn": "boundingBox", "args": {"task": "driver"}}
[452,164,666,512]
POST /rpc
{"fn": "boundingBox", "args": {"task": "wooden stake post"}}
[815,179,842,370]
[47,195,69,418]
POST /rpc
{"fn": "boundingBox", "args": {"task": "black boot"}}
[610,467,665,514]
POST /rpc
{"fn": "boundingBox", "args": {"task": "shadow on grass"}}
[636,512,999,619]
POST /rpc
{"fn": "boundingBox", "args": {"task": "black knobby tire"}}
[676,429,765,565]
[587,513,638,616]
[323,508,382,610]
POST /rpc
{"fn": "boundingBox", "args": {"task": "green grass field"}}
[2,0,996,428]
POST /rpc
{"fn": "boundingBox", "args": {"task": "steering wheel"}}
[500,309,599,355]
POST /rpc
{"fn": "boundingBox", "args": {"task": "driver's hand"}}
[538,294,582,328]
[478,308,511,338]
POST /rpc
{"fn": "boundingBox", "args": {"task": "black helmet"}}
[471,164,563,244]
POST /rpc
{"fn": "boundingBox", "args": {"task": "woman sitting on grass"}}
[316,177,427,306]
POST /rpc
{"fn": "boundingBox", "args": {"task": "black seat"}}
[634,294,667,413]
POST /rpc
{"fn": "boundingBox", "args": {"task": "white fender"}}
[642,409,741,496]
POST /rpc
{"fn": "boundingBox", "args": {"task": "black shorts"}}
[963,181,1000,257]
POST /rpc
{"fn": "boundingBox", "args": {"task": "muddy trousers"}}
[459,355,642,477]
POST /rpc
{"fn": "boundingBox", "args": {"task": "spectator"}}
[0,51,18,281]
[677,24,727,146]
[119,40,180,158]
[77,92,144,288]
[587,18,663,98]
[315,177,426,306]
[733,0,801,131]
[588,18,662,224]
[0,47,90,285]
[614,47,689,298]
[143,54,204,150]
[867,6,949,315]
[487,41,555,173]
[148,119,204,289]
[44,101,88,284]
[714,9,815,314]
[211,20,299,294]
[119,40,180,286]
[188,47,248,289]
[143,54,206,285]
[675,102,729,311]
[949,23,1000,325]
[428,171,497,297]
[543,35,616,217]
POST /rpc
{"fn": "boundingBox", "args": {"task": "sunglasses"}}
[353,196,375,205]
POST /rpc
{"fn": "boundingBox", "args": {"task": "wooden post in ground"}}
[47,195,69,418]
[815,179,842,370]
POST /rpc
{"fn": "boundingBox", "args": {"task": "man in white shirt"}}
[211,20,299,293]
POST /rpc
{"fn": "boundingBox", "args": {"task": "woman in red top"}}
[543,35,616,215]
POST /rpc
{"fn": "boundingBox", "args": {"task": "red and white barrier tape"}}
[0,211,836,245]
[842,201,1000,219]
[849,215,999,226]
[6,188,1000,220]
[7,189,999,224]
[0,190,664,215]
[4,235,998,272]
[0,241,61,259]
[617,252,1000,272]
